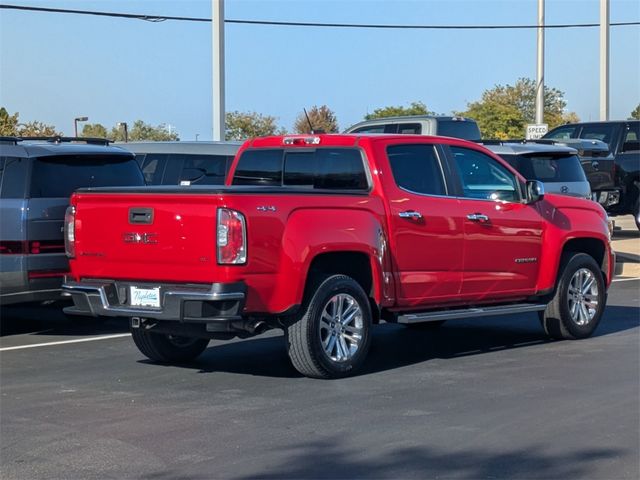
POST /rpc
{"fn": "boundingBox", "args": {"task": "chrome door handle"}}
[399,210,423,220]
[467,213,490,223]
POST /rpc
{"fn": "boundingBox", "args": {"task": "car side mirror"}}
[526,180,545,204]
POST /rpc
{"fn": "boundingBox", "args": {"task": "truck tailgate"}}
[73,193,221,282]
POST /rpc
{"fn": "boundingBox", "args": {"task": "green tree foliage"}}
[457,78,579,139]
[293,105,339,133]
[364,101,434,120]
[109,120,179,141]
[82,123,108,138]
[0,107,19,135]
[0,107,61,136]
[631,104,640,120]
[225,111,285,140]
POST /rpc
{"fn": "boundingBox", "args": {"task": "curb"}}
[615,252,640,278]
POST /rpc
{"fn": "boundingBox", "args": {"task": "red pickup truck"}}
[63,134,614,378]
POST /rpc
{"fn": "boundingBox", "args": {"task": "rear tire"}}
[286,275,372,379]
[131,327,209,363]
[634,199,640,231]
[541,253,606,340]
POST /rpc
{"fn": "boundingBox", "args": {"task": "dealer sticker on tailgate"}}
[130,286,161,308]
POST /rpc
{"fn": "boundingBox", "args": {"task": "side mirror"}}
[526,180,545,204]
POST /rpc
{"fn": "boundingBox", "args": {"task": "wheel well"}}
[306,251,379,323]
[561,238,607,280]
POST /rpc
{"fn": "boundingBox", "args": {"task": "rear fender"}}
[271,209,392,312]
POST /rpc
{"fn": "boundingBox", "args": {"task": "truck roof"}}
[245,133,479,149]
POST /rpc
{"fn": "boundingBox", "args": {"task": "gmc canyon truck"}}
[62,134,614,379]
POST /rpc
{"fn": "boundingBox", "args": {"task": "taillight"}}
[217,208,246,265]
[64,206,76,258]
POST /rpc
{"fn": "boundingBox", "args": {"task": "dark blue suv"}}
[0,137,144,305]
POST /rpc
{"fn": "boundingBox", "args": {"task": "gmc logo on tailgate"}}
[123,232,158,244]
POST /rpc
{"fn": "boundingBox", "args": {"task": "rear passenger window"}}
[315,149,368,190]
[397,123,422,134]
[233,148,368,190]
[0,157,27,198]
[180,154,228,185]
[140,154,166,185]
[451,147,519,202]
[284,149,368,190]
[30,155,144,198]
[233,149,283,186]
[387,145,446,196]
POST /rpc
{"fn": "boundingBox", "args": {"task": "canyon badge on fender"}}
[515,257,538,264]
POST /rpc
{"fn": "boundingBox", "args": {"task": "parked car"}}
[481,141,591,200]
[543,120,640,228]
[63,133,613,379]
[118,141,241,185]
[345,115,481,141]
[0,136,144,305]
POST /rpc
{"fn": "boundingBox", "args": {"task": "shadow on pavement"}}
[219,437,624,480]
[154,305,639,379]
[0,303,128,337]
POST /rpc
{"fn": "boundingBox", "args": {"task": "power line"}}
[1,4,639,29]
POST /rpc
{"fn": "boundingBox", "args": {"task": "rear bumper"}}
[62,280,246,323]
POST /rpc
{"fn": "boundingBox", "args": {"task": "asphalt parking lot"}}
[1,274,638,479]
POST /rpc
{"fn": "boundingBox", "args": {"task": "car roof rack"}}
[0,136,21,145]
[8,136,112,146]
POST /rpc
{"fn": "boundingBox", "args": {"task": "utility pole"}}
[212,0,225,141]
[600,0,610,120]
[535,0,545,125]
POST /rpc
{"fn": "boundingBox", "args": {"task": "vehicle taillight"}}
[64,206,76,258]
[217,208,247,265]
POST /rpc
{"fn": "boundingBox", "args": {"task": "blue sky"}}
[1,0,638,140]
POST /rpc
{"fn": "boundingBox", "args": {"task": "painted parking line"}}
[0,333,131,352]
[612,277,640,283]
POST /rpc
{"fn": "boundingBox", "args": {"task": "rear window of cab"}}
[232,148,369,190]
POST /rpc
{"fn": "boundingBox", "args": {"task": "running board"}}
[397,303,547,324]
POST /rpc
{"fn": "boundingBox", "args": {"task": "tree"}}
[225,111,285,140]
[631,104,640,120]
[82,123,108,138]
[0,107,19,135]
[457,78,579,139]
[293,105,339,133]
[110,120,179,141]
[364,101,434,121]
[0,107,61,137]
[18,121,61,137]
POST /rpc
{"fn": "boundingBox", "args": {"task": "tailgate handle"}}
[129,208,154,224]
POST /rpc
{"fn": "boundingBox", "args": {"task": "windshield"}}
[498,153,587,182]
[30,155,144,198]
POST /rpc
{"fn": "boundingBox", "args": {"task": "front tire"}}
[541,253,606,340]
[286,275,372,379]
[634,198,640,231]
[131,327,209,363]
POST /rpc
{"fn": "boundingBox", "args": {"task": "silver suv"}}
[482,141,591,199]
[345,115,481,141]
[0,137,144,305]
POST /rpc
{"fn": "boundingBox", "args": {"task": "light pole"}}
[117,122,129,142]
[74,116,88,137]
[600,0,610,120]
[212,0,225,141]
[535,0,545,125]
